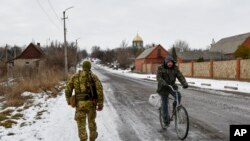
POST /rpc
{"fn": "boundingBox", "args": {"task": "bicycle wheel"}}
[159,107,165,129]
[174,105,189,140]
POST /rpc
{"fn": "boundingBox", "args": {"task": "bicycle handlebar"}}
[166,85,182,93]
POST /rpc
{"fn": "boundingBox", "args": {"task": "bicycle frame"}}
[167,85,182,120]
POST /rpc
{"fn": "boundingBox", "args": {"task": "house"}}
[8,43,45,77]
[210,32,250,59]
[177,51,229,62]
[135,44,170,73]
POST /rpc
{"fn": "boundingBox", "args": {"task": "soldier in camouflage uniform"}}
[157,56,188,127]
[65,60,104,141]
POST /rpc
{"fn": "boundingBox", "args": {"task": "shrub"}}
[234,45,250,59]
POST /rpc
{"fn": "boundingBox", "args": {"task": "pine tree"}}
[234,45,250,59]
[171,46,177,61]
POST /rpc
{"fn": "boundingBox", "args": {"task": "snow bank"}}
[98,64,250,94]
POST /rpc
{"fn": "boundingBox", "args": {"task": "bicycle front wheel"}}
[174,105,189,140]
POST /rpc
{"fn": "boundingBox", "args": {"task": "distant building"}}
[177,51,228,62]
[210,32,250,59]
[135,44,170,73]
[8,43,45,77]
[132,33,143,48]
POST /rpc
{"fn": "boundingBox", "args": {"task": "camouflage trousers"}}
[75,101,97,141]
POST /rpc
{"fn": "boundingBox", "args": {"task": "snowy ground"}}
[0,86,122,141]
[99,64,250,94]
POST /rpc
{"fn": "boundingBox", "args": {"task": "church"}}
[132,33,143,48]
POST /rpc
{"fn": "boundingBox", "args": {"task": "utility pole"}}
[14,46,17,58]
[76,38,79,48]
[75,38,80,71]
[5,44,8,62]
[62,6,74,75]
[5,44,8,86]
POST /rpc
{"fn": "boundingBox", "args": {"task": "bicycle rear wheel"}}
[174,105,189,140]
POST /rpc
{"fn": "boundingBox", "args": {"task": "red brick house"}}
[242,36,250,47]
[135,44,170,73]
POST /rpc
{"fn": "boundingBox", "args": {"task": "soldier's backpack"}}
[69,95,76,108]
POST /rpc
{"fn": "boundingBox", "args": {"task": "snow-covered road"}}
[1,64,250,141]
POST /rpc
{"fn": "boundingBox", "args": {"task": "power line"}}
[38,0,79,44]
[47,0,62,23]
[36,0,61,30]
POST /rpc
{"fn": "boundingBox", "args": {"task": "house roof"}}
[210,32,250,54]
[136,44,167,59]
[16,43,45,59]
[177,51,229,61]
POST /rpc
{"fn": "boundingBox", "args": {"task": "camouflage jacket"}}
[65,70,104,107]
[156,65,188,95]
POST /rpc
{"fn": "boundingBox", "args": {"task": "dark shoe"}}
[96,132,98,139]
[163,123,170,129]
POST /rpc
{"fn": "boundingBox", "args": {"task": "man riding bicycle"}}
[157,55,188,128]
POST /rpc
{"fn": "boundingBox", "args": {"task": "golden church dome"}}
[133,33,143,41]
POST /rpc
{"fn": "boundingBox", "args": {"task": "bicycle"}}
[159,85,189,140]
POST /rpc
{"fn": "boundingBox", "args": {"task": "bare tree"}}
[173,40,190,52]
[120,40,128,48]
[103,49,116,64]
[77,50,88,63]
[91,46,103,59]
[117,40,133,69]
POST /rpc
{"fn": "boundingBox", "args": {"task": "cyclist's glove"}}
[183,85,188,89]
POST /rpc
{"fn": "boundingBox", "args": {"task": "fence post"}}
[236,58,241,80]
[210,60,214,78]
[191,61,194,77]
[150,63,153,74]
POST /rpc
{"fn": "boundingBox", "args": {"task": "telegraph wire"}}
[36,0,61,30]
[47,0,62,23]
[37,0,80,44]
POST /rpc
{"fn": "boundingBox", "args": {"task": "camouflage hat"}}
[82,61,91,71]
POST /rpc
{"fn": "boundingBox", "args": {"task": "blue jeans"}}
[161,91,181,125]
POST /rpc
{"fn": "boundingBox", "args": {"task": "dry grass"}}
[0,120,17,128]
[0,85,7,96]
[11,113,24,120]
[0,109,14,123]
[2,69,65,107]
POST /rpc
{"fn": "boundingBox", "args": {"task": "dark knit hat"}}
[164,56,175,64]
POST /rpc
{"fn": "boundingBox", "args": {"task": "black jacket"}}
[156,57,188,95]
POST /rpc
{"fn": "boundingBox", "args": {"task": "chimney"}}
[37,43,40,47]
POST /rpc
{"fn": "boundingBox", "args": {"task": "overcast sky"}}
[1,0,250,52]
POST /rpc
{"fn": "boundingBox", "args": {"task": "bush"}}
[234,45,250,59]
